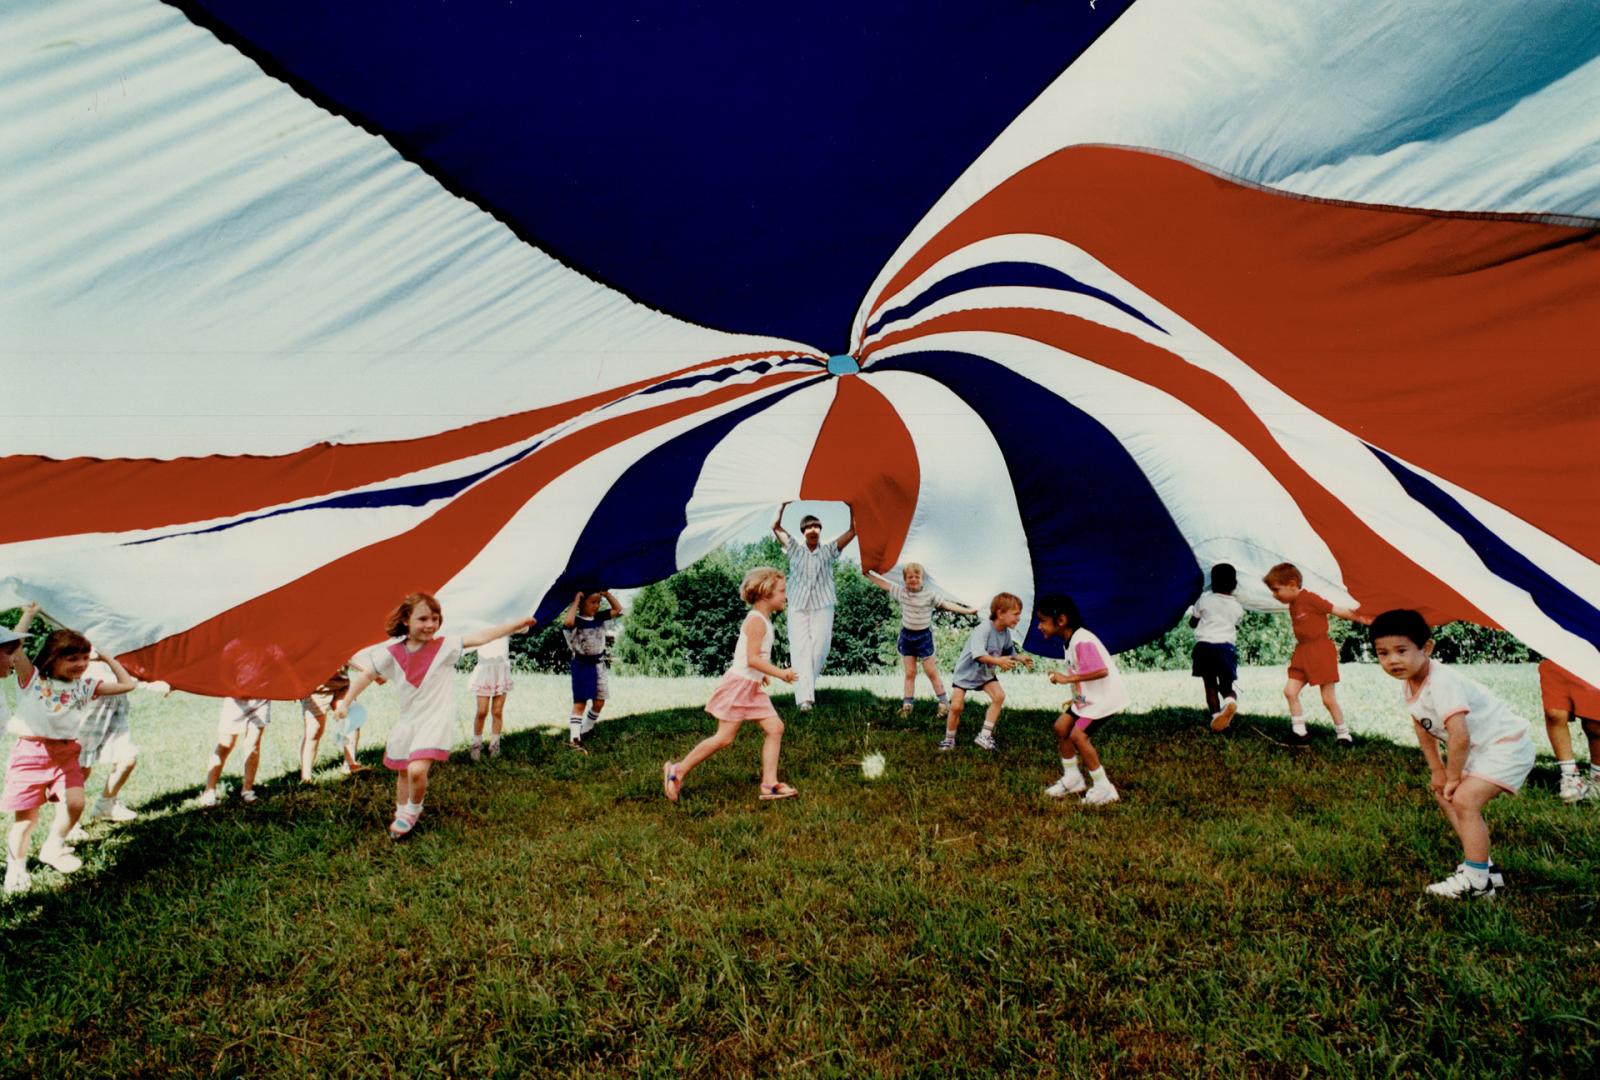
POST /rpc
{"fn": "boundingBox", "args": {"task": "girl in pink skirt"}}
[663,567,799,803]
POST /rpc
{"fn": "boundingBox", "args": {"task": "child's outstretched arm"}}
[463,616,536,649]
[9,601,39,684]
[1331,602,1370,624]
[744,613,797,683]
[335,668,376,718]
[93,652,139,697]
[937,598,978,616]
[864,570,894,593]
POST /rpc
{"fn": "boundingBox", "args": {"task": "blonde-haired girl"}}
[663,567,799,803]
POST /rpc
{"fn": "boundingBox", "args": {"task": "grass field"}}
[2,667,1598,1077]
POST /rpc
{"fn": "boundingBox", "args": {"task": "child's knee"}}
[767,718,785,739]
[1069,726,1092,749]
[593,698,606,712]
[1053,714,1072,736]
[1581,717,1600,739]
[989,686,1006,706]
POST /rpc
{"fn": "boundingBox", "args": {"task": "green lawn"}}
[1,670,1597,1077]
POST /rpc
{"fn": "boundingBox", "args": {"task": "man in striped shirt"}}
[772,502,857,711]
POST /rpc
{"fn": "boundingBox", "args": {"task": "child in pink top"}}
[663,567,799,804]
[337,591,533,839]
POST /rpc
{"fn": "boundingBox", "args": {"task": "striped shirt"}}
[784,537,839,611]
[889,583,944,631]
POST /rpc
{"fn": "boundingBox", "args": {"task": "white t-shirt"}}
[1065,627,1130,720]
[889,583,945,632]
[472,635,510,661]
[1189,593,1245,645]
[1405,661,1529,751]
[369,635,464,726]
[10,669,100,740]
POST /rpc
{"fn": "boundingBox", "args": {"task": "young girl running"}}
[336,592,533,839]
[867,565,977,717]
[467,635,513,761]
[299,666,352,782]
[73,652,145,830]
[563,589,623,749]
[1188,563,1245,732]
[201,697,273,806]
[662,567,798,803]
[4,604,136,892]
[1036,594,1130,806]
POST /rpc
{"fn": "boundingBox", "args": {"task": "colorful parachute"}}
[3,1,1598,694]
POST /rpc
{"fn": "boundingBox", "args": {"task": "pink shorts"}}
[2,737,86,812]
[705,673,779,723]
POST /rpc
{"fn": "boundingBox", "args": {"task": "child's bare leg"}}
[8,810,39,861]
[46,787,86,847]
[1202,675,1221,716]
[1069,726,1102,772]
[1320,684,1346,728]
[1053,712,1075,758]
[393,768,411,807]
[983,685,1005,730]
[945,689,967,737]
[673,720,741,782]
[407,760,432,805]
[902,656,917,701]
[491,694,506,739]
[1545,708,1575,760]
[473,697,490,739]
[204,735,239,793]
[103,757,137,800]
[300,711,326,780]
[756,714,785,788]
[1583,718,1600,763]
[922,657,946,698]
[1284,677,1306,720]
[1441,778,1502,864]
[343,729,364,771]
[240,726,263,792]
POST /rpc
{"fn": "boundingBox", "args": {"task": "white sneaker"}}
[937,735,956,752]
[65,824,91,843]
[1425,868,1495,900]
[470,742,482,762]
[1045,772,1087,798]
[973,729,997,753]
[240,788,258,804]
[898,703,914,717]
[1335,728,1354,745]
[1082,783,1120,807]
[4,861,30,895]
[489,739,503,758]
[1455,861,1506,889]
[1559,772,1587,804]
[197,788,218,808]
[798,702,814,712]
[37,841,83,874]
[935,702,950,720]
[1210,699,1237,733]
[105,799,137,823]
[1584,779,1600,803]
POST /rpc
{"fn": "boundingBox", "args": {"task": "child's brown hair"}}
[33,629,92,680]
[1262,563,1303,588]
[741,566,785,605]
[989,592,1023,619]
[386,591,442,638]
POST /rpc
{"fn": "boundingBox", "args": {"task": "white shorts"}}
[1463,735,1536,794]
[217,698,272,737]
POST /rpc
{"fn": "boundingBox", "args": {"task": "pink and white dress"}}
[467,634,514,697]
[368,635,464,770]
[705,611,780,723]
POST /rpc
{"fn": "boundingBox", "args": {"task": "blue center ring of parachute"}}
[826,354,861,376]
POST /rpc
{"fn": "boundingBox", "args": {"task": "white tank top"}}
[728,610,774,682]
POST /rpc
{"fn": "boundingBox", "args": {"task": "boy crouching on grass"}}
[1371,609,1534,900]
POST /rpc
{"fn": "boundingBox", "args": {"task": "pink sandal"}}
[662,761,680,803]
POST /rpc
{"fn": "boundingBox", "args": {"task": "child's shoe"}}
[197,788,219,808]
[1425,867,1495,900]
[1334,727,1354,745]
[937,735,956,752]
[898,702,914,717]
[3,860,30,895]
[1559,772,1587,804]
[935,702,950,720]
[1081,783,1120,807]
[240,788,258,804]
[102,799,138,823]
[1045,772,1087,798]
[65,823,91,843]
[568,736,586,753]
[469,741,482,762]
[388,805,422,840]
[1210,699,1237,732]
[973,729,997,753]
[489,739,502,759]
[37,840,83,874]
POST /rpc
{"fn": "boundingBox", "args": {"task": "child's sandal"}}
[662,761,680,803]
[759,783,799,801]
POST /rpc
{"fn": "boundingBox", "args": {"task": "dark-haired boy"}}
[1370,609,1534,900]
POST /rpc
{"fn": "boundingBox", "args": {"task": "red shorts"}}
[1,737,86,812]
[1539,660,1600,719]
[1287,638,1339,687]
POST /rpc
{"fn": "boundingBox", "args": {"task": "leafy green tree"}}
[824,562,897,674]
[672,552,748,676]
[615,582,686,676]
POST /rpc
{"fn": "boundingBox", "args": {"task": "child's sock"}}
[981,720,996,734]
[902,696,914,707]
[1558,759,1577,776]
[936,692,949,704]
[405,800,423,817]
[569,714,583,741]
[1333,722,1351,736]
[1060,756,1081,778]
[1591,763,1600,782]
[1089,766,1110,788]
[471,734,482,749]
[1291,715,1308,736]
[583,708,601,734]
[1462,859,1491,887]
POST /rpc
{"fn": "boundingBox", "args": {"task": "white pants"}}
[788,605,834,705]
